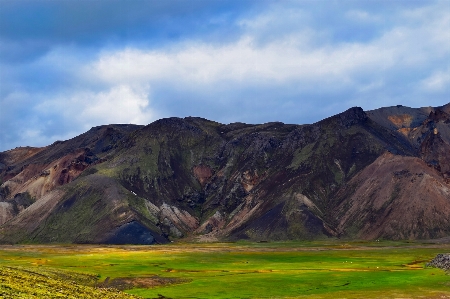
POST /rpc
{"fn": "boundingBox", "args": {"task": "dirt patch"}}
[387,114,413,128]
[97,276,191,290]
[192,165,213,186]
[403,259,429,269]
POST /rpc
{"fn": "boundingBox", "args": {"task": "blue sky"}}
[1,0,449,151]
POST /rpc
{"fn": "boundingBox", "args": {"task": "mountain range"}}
[0,103,449,244]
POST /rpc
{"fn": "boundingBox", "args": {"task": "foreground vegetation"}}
[0,241,449,298]
[0,266,138,298]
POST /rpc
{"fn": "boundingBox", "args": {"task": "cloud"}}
[37,85,155,130]
[87,36,383,88]
[421,69,450,92]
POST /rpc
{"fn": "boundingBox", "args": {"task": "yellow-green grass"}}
[0,266,138,298]
[0,241,449,298]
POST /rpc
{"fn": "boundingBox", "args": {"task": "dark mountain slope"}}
[76,107,418,242]
[0,103,449,243]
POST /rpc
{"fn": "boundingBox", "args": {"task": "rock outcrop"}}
[427,254,450,271]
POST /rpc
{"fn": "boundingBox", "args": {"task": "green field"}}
[0,241,449,298]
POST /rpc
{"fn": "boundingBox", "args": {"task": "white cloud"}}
[421,69,450,92]
[82,33,408,91]
[37,84,155,131]
[80,85,154,126]
[87,36,375,88]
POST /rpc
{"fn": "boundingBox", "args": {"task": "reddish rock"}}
[192,165,213,186]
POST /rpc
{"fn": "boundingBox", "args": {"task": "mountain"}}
[0,103,449,244]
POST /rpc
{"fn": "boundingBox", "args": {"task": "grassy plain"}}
[0,241,449,298]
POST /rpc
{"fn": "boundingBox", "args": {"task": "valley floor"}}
[0,241,449,298]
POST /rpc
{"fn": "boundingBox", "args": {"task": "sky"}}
[0,0,449,151]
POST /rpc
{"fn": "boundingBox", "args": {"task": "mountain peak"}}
[338,106,367,127]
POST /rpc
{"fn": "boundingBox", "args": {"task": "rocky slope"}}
[0,124,140,223]
[0,103,449,244]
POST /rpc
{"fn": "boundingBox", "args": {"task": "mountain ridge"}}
[1,104,449,244]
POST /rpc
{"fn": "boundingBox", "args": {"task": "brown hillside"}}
[333,152,450,240]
